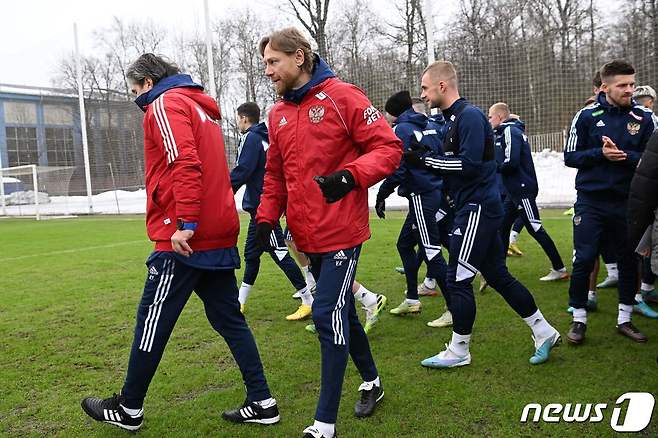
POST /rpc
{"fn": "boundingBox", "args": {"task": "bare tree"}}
[285,0,331,59]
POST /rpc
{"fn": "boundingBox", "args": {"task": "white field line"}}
[0,240,148,262]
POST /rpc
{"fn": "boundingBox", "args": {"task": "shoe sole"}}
[418,291,438,296]
[617,330,649,343]
[355,391,384,418]
[244,415,281,425]
[530,335,561,365]
[81,402,142,431]
[427,322,452,328]
[390,309,421,315]
[421,357,471,368]
[566,335,583,345]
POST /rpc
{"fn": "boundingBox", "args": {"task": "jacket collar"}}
[134,74,203,111]
[282,54,336,104]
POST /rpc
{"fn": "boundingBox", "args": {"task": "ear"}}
[145,77,154,90]
[295,49,305,68]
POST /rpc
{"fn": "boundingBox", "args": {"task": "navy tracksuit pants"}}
[307,245,378,424]
[500,196,565,270]
[448,201,538,335]
[121,252,271,409]
[243,214,306,290]
[568,196,637,309]
[397,193,449,303]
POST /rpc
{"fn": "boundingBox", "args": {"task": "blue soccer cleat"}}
[421,344,471,369]
[634,301,658,319]
[529,331,561,365]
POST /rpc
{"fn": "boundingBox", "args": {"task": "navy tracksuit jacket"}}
[564,92,655,308]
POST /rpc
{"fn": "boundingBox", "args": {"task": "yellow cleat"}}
[508,242,524,256]
[286,304,312,321]
[240,304,245,314]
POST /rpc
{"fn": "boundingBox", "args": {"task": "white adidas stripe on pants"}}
[456,205,481,282]
[139,258,175,352]
[410,195,442,260]
[332,257,357,345]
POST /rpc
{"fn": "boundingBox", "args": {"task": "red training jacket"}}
[256,77,402,253]
[143,87,239,251]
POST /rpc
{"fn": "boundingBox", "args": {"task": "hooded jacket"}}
[494,118,539,199]
[564,92,654,201]
[138,74,239,251]
[230,122,269,213]
[628,131,658,247]
[255,56,402,253]
[378,108,444,199]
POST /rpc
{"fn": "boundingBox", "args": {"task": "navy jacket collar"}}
[596,91,632,113]
[247,122,268,138]
[135,74,203,111]
[442,98,468,121]
[282,55,335,104]
[395,108,427,128]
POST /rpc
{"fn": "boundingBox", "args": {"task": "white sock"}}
[303,265,316,288]
[556,267,567,273]
[635,293,644,304]
[449,332,471,357]
[523,309,555,344]
[120,404,143,417]
[423,277,437,289]
[588,290,597,301]
[254,397,277,408]
[510,230,519,244]
[605,263,618,278]
[405,298,420,305]
[238,282,252,305]
[354,284,378,308]
[618,303,633,325]
[313,420,335,437]
[365,376,381,387]
[298,286,314,306]
[572,307,587,324]
[641,282,654,292]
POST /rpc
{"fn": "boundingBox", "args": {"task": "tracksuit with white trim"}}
[564,92,655,309]
[415,98,539,335]
[119,74,272,409]
[230,122,306,291]
[377,108,449,303]
[494,118,565,270]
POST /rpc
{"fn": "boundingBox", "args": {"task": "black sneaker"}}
[81,393,143,431]
[354,381,384,417]
[222,398,280,425]
[567,321,587,345]
[303,426,337,437]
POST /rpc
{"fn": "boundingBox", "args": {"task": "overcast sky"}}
[2,0,617,88]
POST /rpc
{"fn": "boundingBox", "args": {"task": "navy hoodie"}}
[282,55,335,104]
[134,74,203,110]
[564,91,655,201]
[231,122,269,212]
[378,108,443,199]
[377,108,443,199]
[421,98,499,212]
[494,118,538,198]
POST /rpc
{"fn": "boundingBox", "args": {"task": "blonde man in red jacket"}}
[256,28,402,438]
[81,54,278,431]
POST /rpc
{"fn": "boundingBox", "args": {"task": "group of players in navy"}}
[80,27,658,438]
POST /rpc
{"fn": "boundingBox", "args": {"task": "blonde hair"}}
[259,28,314,73]
[423,61,458,86]
[489,102,510,119]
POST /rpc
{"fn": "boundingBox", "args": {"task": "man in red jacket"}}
[257,28,402,438]
[80,54,278,431]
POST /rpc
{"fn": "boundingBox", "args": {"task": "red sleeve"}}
[256,109,288,225]
[339,85,402,187]
[152,93,203,223]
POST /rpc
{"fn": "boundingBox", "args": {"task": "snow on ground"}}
[1,151,577,217]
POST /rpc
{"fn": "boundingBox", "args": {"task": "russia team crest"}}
[627,122,641,135]
[308,105,325,124]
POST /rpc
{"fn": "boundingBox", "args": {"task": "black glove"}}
[255,222,274,251]
[402,139,429,168]
[375,197,386,219]
[313,169,355,203]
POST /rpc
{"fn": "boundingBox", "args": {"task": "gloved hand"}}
[313,169,355,203]
[403,139,429,168]
[375,197,386,219]
[255,222,274,251]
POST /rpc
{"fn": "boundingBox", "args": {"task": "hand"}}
[375,197,386,219]
[171,229,195,257]
[402,140,428,167]
[255,222,274,251]
[313,169,355,203]
[639,248,651,257]
[602,136,627,162]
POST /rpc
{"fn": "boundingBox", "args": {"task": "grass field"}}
[1,210,656,437]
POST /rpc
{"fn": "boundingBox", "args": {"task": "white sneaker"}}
[427,310,453,328]
[539,268,569,282]
[421,343,471,368]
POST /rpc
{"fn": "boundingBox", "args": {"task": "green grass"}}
[0,211,656,437]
